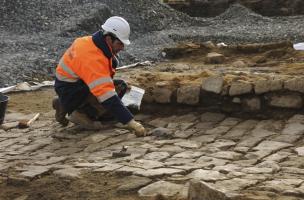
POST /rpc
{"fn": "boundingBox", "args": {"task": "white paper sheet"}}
[121,86,145,110]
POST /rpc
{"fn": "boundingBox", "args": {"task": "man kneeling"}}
[52,16,146,137]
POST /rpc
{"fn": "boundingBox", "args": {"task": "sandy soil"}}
[7,88,55,114]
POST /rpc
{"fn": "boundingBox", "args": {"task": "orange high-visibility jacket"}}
[55,36,116,103]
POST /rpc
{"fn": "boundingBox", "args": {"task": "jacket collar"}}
[92,31,113,59]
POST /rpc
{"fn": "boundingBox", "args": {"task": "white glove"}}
[127,119,147,137]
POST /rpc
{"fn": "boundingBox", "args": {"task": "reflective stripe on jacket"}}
[56,34,116,103]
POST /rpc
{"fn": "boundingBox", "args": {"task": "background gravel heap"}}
[0,0,303,87]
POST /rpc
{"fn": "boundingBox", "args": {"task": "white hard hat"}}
[102,16,131,45]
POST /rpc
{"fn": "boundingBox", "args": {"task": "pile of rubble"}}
[0,0,304,89]
[167,0,304,17]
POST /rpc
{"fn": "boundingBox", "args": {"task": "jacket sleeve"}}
[101,95,134,124]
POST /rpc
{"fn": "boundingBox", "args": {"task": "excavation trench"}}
[1,41,304,200]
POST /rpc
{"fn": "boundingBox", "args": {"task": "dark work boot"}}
[52,98,69,126]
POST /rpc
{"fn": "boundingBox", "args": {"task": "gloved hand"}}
[127,119,147,137]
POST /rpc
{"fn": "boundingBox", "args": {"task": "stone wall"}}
[144,76,304,115]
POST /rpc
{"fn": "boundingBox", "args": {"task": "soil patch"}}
[7,88,55,114]
[0,172,140,200]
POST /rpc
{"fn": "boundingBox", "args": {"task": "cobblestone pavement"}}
[1,110,304,199]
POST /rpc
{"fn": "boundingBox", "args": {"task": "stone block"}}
[203,41,216,48]
[20,166,50,179]
[53,167,81,178]
[282,122,304,135]
[175,140,201,149]
[205,52,225,64]
[267,94,303,108]
[143,152,170,161]
[295,147,304,156]
[134,168,184,177]
[232,60,247,68]
[138,181,187,199]
[229,81,253,96]
[242,97,261,111]
[210,151,243,161]
[254,79,283,94]
[187,169,227,181]
[177,85,200,105]
[202,76,224,94]
[153,87,173,103]
[117,176,152,193]
[148,127,174,139]
[232,97,241,103]
[284,78,304,93]
[200,112,226,122]
[253,141,293,152]
[188,179,239,200]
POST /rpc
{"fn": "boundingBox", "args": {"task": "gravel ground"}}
[0,1,303,87]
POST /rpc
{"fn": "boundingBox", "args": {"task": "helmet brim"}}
[120,39,130,46]
[102,25,131,46]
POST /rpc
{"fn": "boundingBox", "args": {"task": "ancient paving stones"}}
[1,111,304,199]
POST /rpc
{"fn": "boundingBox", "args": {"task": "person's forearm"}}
[101,95,133,124]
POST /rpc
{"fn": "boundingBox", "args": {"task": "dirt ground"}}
[0,172,141,200]
[7,89,55,114]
